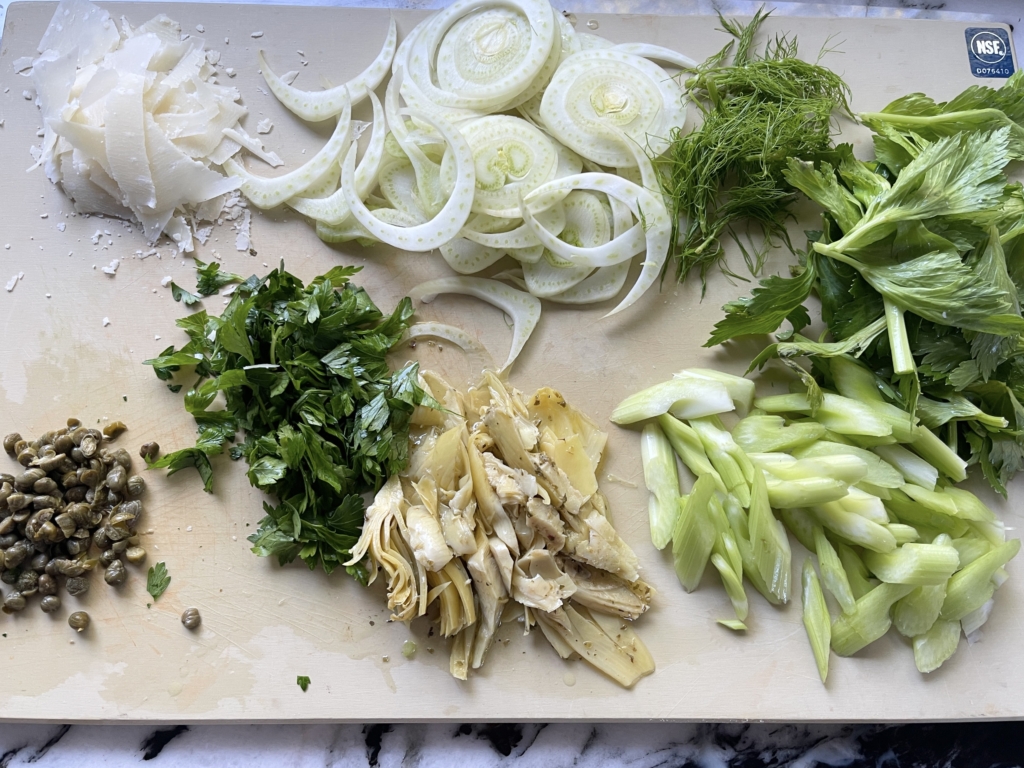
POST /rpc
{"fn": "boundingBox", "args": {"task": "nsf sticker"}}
[965,28,1015,78]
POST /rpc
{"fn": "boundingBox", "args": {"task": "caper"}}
[3,433,21,455]
[125,475,145,498]
[80,435,98,459]
[0,482,12,504]
[139,442,159,461]
[4,540,31,569]
[67,417,81,431]
[36,453,65,473]
[107,491,122,506]
[181,607,201,630]
[125,546,146,565]
[15,468,45,491]
[54,434,74,455]
[0,517,15,536]
[92,528,110,551]
[103,559,126,586]
[0,570,17,585]
[68,611,89,631]
[38,573,56,596]
[77,468,99,488]
[39,595,61,613]
[54,513,76,539]
[64,538,87,557]
[16,448,37,467]
[102,421,127,439]
[31,495,60,510]
[105,464,127,493]
[70,447,85,464]
[29,552,48,572]
[53,559,85,577]
[16,570,38,595]
[0,534,16,550]
[6,493,29,513]
[65,576,89,596]
[33,477,58,495]
[64,486,87,503]
[99,549,117,567]
[2,592,26,613]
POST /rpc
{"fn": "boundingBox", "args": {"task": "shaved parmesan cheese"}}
[221,126,283,167]
[256,118,273,134]
[27,0,249,248]
[101,258,120,275]
[5,275,20,292]
[235,209,252,251]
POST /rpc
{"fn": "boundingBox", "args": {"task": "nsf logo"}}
[965,27,1015,78]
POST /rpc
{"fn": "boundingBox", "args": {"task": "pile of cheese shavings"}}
[24,0,262,251]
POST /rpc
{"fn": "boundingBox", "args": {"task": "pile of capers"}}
[0,419,149,622]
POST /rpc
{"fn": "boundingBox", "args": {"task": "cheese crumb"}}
[102,317,110,327]
[101,259,120,276]
[251,30,264,38]
[256,118,273,134]
[196,23,205,32]
[161,275,173,287]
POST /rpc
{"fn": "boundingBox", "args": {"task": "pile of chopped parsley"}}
[144,262,437,578]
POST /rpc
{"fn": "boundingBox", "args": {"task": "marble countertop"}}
[2,0,1023,763]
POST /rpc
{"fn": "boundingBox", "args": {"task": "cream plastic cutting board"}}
[0,1,1020,722]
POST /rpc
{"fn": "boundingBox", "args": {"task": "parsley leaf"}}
[171,282,203,306]
[194,258,244,296]
[146,562,171,601]
[296,676,310,692]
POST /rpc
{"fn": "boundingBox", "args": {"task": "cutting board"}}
[0,1,1020,723]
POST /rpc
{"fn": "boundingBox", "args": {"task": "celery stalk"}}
[732,414,826,454]
[795,442,904,489]
[689,417,753,507]
[901,484,958,517]
[755,393,893,438]
[969,519,1008,547]
[675,369,755,415]
[909,425,968,483]
[814,525,856,613]
[611,377,733,424]
[837,543,877,599]
[830,356,886,404]
[836,487,889,525]
[711,553,749,621]
[748,471,791,603]
[831,582,915,656]
[718,619,748,631]
[766,476,850,508]
[657,414,728,495]
[873,444,938,491]
[885,489,967,536]
[802,559,832,683]
[884,297,917,375]
[886,523,921,545]
[749,452,868,485]
[944,487,997,523]
[951,536,991,568]
[940,539,1021,621]
[671,474,718,593]
[813,501,898,553]
[725,497,783,606]
[863,543,960,586]
[912,619,961,673]
[893,584,947,638]
[779,508,817,552]
[640,423,681,550]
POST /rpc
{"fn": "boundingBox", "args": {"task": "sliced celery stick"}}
[671,474,718,593]
[836,487,889,525]
[712,515,743,579]
[795,442,904,489]
[913,619,961,673]
[718,619,748,631]
[952,537,991,568]
[887,523,920,545]
[733,414,825,454]
[961,598,994,638]
[885,489,966,536]
[944,487,997,523]
[780,508,817,552]
[749,452,868,485]
[802,560,831,683]
[690,417,753,507]
[863,543,960,586]
[725,498,783,606]
[813,502,898,553]
[856,482,893,500]
[969,519,1008,547]
[766,476,850,509]
[748,471,791,604]
[831,582,915,656]
[940,539,1021,621]
[658,414,728,495]
[909,425,968,483]
[901,484,958,517]
[711,552,749,621]
[830,356,886,404]
[675,369,755,416]
[754,393,893,437]
[836,543,877,599]
[612,377,733,424]
[641,423,681,550]
[814,525,856,614]
[873,444,938,491]
[893,584,947,637]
